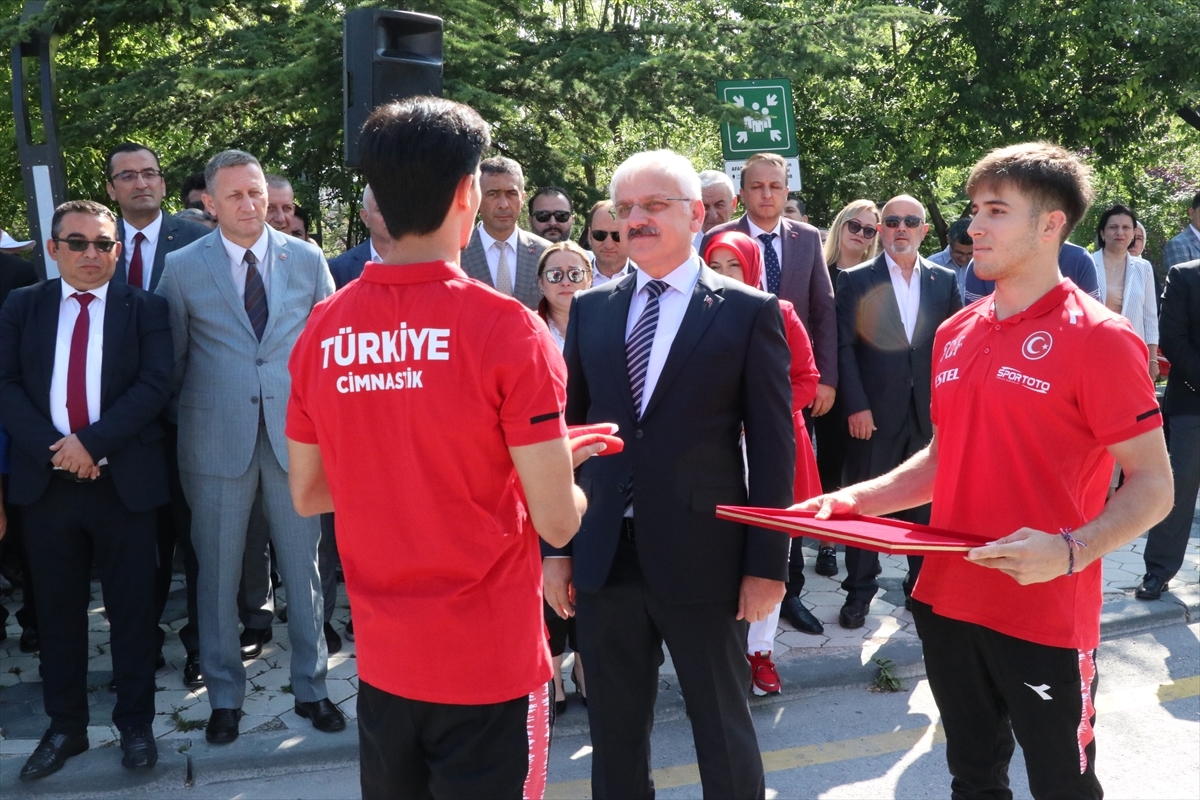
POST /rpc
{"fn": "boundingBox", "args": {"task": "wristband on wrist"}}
[1060,529,1088,576]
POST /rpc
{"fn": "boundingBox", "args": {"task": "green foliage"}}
[872,656,902,692]
[1,0,1198,254]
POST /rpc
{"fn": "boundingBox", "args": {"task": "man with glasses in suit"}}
[586,200,634,287]
[529,186,575,243]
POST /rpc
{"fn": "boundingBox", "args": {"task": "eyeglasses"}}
[611,198,692,220]
[54,238,118,253]
[532,210,572,224]
[541,267,590,284]
[110,169,163,184]
[882,216,924,229]
[591,229,620,242]
[844,220,878,239]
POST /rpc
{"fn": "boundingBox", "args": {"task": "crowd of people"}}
[0,96,1197,800]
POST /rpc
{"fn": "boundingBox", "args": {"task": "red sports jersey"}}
[914,279,1162,650]
[287,261,567,704]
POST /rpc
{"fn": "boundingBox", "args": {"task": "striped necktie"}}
[244,250,268,341]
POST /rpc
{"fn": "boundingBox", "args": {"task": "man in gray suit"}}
[157,150,343,745]
[459,156,550,309]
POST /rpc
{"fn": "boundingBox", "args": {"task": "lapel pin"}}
[167,235,174,241]
[279,253,287,260]
[704,295,713,308]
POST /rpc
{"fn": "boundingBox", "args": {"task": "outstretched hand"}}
[567,423,624,468]
[791,490,860,520]
[966,528,1072,585]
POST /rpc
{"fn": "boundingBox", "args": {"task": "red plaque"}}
[715,506,992,555]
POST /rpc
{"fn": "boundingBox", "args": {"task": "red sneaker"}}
[747,651,782,696]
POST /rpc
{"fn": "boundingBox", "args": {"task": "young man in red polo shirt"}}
[285,97,596,799]
[801,142,1173,799]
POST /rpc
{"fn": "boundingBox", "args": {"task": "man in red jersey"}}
[801,142,1173,799]
[285,97,596,799]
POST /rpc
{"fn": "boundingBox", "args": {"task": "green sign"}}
[717,79,797,160]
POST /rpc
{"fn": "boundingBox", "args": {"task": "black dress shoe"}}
[780,596,825,635]
[1135,573,1168,601]
[183,653,203,689]
[239,627,272,659]
[205,708,244,744]
[814,547,838,576]
[295,698,347,732]
[19,626,39,653]
[19,730,89,781]
[324,622,342,655]
[119,724,158,770]
[839,600,869,630]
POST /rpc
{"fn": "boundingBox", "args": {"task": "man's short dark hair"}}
[105,142,161,180]
[788,194,805,215]
[1097,203,1137,248]
[528,186,571,216]
[357,97,491,240]
[204,150,262,195]
[1191,192,1200,210]
[52,200,117,239]
[948,218,973,245]
[479,156,524,189]
[181,172,206,205]
[965,142,1094,242]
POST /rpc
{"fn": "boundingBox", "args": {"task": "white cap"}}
[0,230,35,250]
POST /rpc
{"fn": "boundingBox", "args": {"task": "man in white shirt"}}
[459,156,550,309]
[834,195,962,628]
[585,200,633,287]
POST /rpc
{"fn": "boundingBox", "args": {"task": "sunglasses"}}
[591,229,620,242]
[532,210,572,224]
[542,267,590,284]
[845,220,878,239]
[883,216,924,229]
[54,238,118,253]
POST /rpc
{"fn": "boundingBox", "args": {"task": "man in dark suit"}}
[545,150,794,799]
[328,184,393,290]
[1137,257,1200,600]
[105,141,209,688]
[701,152,837,633]
[459,156,550,309]
[835,194,962,628]
[0,200,172,780]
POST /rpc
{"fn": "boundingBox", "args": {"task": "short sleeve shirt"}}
[287,261,567,704]
[914,279,1162,651]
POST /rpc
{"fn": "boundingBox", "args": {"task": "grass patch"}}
[171,710,207,732]
[280,683,293,695]
[871,657,903,692]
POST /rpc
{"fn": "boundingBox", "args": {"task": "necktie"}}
[624,279,668,514]
[66,293,94,433]
[494,242,513,296]
[758,232,781,295]
[127,231,146,290]
[244,250,268,341]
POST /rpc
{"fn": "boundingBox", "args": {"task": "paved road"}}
[35,622,1193,800]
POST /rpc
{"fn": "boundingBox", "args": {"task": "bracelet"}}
[1060,529,1088,576]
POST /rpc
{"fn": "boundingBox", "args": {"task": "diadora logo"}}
[997,366,1050,394]
[942,333,966,361]
[1024,682,1053,701]
[935,367,959,387]
[1022,331,1053,360]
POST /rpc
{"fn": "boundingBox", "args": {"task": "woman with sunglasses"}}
[809,200,882,577]
[702,230,823,696]
[534,240,592,713]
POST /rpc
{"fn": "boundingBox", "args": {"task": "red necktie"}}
[66,293,95,433]
[127,231,146,289]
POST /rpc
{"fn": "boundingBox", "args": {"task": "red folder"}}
[715,506,992,555]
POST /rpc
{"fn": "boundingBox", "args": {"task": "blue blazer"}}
[0,279,173,511]
[328,240,371,290]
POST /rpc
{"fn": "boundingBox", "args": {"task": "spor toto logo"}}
[1022,331,1053,360]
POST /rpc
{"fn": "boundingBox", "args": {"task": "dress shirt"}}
[884,252,921,343]
[123,211,163,291]
[590,257,633,288]
[746,217,783,292]
[477,223,519,290]
[625,256,701,418]
[369,241,382,263]
[220,226,271,302]
[49,281,108,464]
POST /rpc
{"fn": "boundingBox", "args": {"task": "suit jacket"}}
[836,255,962,439]
[156,226,335,477]
[328,240,371,290]
[0,252,39,309]
[0,279,172,511]
[460,226,549,310]
[1160,259,1200,417]
[556,264,795,603]
[1163,227,1200,270]
[701,216,837,387]
[114,214,211,292]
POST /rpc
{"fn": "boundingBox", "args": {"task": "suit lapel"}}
[461,229,491,285]
[261,230,293,342]
[913,258,940,344]
[205,235,258,340]
[641,264,724,420]
[514,231,539,304]
[115,219,129,283]
[778,220,801,297]
[151,216,179,291]
[36,281,61,403]
[101,282,131,403]
[605,274,639,420]
[870,255,908,345]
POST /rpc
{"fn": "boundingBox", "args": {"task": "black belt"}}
[621,517,636,541]
[51,465,110,482]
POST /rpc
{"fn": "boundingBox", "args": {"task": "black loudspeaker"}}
[343,8,443,167]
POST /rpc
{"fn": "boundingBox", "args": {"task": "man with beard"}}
[529,187,575,243]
